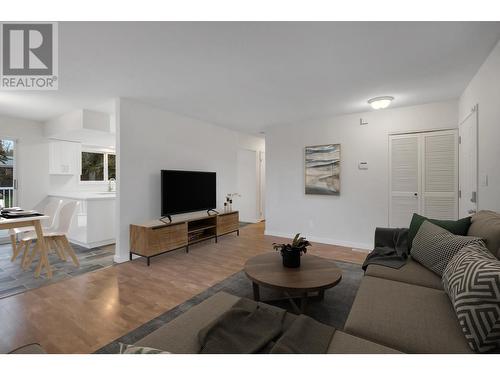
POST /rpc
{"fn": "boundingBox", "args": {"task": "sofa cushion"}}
[365,257,443,290]
[468,210,500,259]
[134,291,241,353]
[327,331,401,354]
[344,276,471,353]
[408,213,471,250]
[442,243,500,353]
[412,221,483,276]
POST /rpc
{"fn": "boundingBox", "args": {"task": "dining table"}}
[0,215,52,278]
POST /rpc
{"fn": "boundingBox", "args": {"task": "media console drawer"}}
[217,212,239,235]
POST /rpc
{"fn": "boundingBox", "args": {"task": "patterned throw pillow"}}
[442,243,500,353]
[412,220,483,276]
[119,343,170,354]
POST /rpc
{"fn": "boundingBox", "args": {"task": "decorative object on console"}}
[411,220,483,276]
[305,144,340,195]
[225,193,241,212]
[442,242,500,353]
[273,233,311,268]
[407,213,472,250]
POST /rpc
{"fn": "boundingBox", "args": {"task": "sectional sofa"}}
[11,210,500,354]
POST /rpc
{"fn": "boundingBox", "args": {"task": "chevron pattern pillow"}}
[442,243,500,353]
[412,220,483,276]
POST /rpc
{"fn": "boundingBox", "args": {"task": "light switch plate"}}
[358,161,368,170]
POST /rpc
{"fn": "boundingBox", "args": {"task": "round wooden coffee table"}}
[244,252,342,313]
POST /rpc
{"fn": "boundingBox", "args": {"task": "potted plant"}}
[273,233,311,268]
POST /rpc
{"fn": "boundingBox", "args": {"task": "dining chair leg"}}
[23,242,37,270]
[33,221,52,279]
[50,237,66,261]
[21,239,32,268]
[60,236,79,267]
[10,234,22,262]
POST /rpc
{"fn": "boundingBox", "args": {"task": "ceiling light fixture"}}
[368,96,394,110]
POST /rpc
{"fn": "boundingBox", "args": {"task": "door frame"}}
[458,104,479,216]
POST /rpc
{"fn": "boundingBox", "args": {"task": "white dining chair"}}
[20,201,80,270]
[10,198,63,262]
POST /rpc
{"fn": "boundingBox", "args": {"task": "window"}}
[80,150,116,182]
[108,154,116,179]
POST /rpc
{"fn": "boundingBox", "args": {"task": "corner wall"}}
[459,39,500,212]
[265,100,458,249]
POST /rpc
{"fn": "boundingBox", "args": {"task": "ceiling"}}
[1,22,499,133]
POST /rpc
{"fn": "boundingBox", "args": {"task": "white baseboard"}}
[264,230,372,251]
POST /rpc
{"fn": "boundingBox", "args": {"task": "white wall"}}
[459,40,500,212]
[116,98,244,262]
[0,115,49,209]
[265,100,458,249]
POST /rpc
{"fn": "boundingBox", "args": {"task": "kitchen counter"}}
[49,191,116,201]
[47,192,115,248]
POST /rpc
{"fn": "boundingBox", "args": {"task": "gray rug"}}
[0,242,115,299]
[95,260,363,353]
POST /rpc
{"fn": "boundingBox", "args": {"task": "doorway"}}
[0,138,16,242]
[458,105,478,217]
[236,148,265,223]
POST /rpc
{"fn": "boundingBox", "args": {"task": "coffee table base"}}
[251,282,325,314]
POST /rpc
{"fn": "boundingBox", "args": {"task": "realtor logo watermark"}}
[0,22,58,90]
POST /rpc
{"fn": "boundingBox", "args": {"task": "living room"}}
[1,2,500,375]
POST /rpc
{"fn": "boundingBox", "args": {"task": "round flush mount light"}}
[368,96,394,110]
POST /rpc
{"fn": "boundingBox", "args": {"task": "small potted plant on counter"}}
[273,233,311,268]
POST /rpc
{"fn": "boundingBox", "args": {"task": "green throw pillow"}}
[408,213,472,250]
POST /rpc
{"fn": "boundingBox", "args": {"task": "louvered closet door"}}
[421,130,458,220]
[389,134,420,227]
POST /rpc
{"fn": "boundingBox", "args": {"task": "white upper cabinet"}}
[49,140,81,175]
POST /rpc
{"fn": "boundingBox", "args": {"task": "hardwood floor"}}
[0,222,367,354]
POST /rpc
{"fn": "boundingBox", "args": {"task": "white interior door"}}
[236,149,259,223]
[389,129,458,227]
[459,106,478,217]
[389,134,420,227]
[421,130,458,220]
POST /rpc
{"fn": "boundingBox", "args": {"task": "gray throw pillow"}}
[412,220,483,276]
[442,243,500,353]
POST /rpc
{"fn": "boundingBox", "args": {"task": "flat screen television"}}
[161,170,216,216]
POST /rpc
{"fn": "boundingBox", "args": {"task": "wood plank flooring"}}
[0,222,367,354]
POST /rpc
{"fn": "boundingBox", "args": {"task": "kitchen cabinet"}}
[49,140,80,175]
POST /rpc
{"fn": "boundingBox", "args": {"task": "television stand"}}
[129,211,239,266]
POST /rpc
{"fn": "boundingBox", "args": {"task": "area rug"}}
[0,242,115,299]
[96,260,363,353]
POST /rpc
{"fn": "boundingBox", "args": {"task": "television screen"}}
[161,170,216,216]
